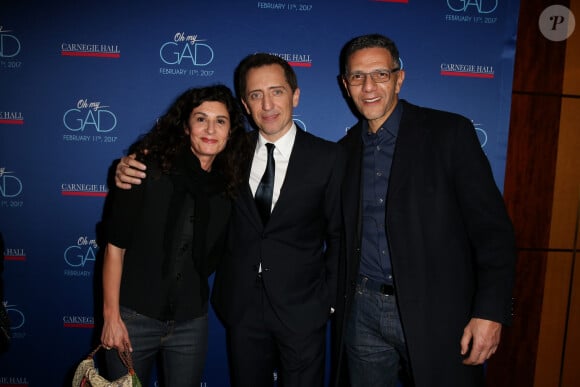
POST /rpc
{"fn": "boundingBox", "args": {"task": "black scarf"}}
[162,148,225,277]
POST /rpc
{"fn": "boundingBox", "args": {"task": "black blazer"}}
[212,127,344,334]
[107,153,231,319]
[333,100,516,387]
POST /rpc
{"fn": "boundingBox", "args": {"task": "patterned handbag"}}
[72,345,142,387]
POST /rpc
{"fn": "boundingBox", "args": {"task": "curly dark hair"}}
[128,84,249,196]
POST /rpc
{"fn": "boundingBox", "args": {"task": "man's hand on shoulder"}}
[115,154,147,190]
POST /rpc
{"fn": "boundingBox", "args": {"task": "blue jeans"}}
[344,278,410,387]
[105,306,208,387]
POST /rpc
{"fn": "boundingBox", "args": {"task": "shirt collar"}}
[361,101,403,141]
[257,122,297,159]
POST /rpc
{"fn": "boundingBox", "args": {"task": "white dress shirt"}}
[249,123,297,213]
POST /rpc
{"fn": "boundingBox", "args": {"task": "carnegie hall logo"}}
[271,52,312,68]
[61,42,121,58]
[445,0,499,24]
[0,111,24,125]
[63,235,98,277]
[0,376,29,386]
[63,315,94,328]
[62,99,119,143]
[440,63,494,78]
[61,183,107,197]
[3,246,26,261]
[257,2,313,11]
[159,32,216,77]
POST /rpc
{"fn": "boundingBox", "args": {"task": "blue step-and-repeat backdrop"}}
[1,1,519,386]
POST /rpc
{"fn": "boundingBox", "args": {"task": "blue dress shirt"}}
[359,102,403,285]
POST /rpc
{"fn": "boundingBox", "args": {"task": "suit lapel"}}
[267,127,308,222]
[388,101,429,200]
[235,131,264,230]
[342,124,363,249]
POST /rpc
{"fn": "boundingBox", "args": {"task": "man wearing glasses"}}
[332,34,516,387]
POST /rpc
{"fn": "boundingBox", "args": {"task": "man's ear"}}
[395,69,405,95]
[292,88,300,108]
[341,77,351,97]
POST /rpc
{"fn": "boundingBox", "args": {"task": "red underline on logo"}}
[0,119,24,125]
[62,191,108,197]
[5,256,26,261]
[440,71,494,79]
[61,51,120,58]
[288,62,312,67]
[64,323,95,328]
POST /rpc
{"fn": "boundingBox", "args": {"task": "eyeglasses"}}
[343,68,400,86]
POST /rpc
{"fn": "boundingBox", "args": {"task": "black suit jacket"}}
[212,127,344,334]
[333,100,516,387]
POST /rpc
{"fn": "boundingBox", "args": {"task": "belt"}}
[357,275,395,296]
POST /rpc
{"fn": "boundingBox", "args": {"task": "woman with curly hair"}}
[100,84,248,387]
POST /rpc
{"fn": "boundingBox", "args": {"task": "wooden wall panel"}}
[550,98,580,249]
[562,0,580,95]
[511,1,568,93]
[534,252,574,387]
[562,245,580,386]
[503,94,560,248]
[486,250,547,387]
[486,0,572,385]
[544,15,580,382]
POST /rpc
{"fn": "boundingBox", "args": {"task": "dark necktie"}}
[254,143,275,225]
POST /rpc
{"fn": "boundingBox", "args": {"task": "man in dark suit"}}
[115,54,343,387]
[332,34,516,387]
[210,53,343,387]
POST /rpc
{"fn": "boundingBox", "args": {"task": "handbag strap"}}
[118,344,137,376]
[89,344,137,375]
